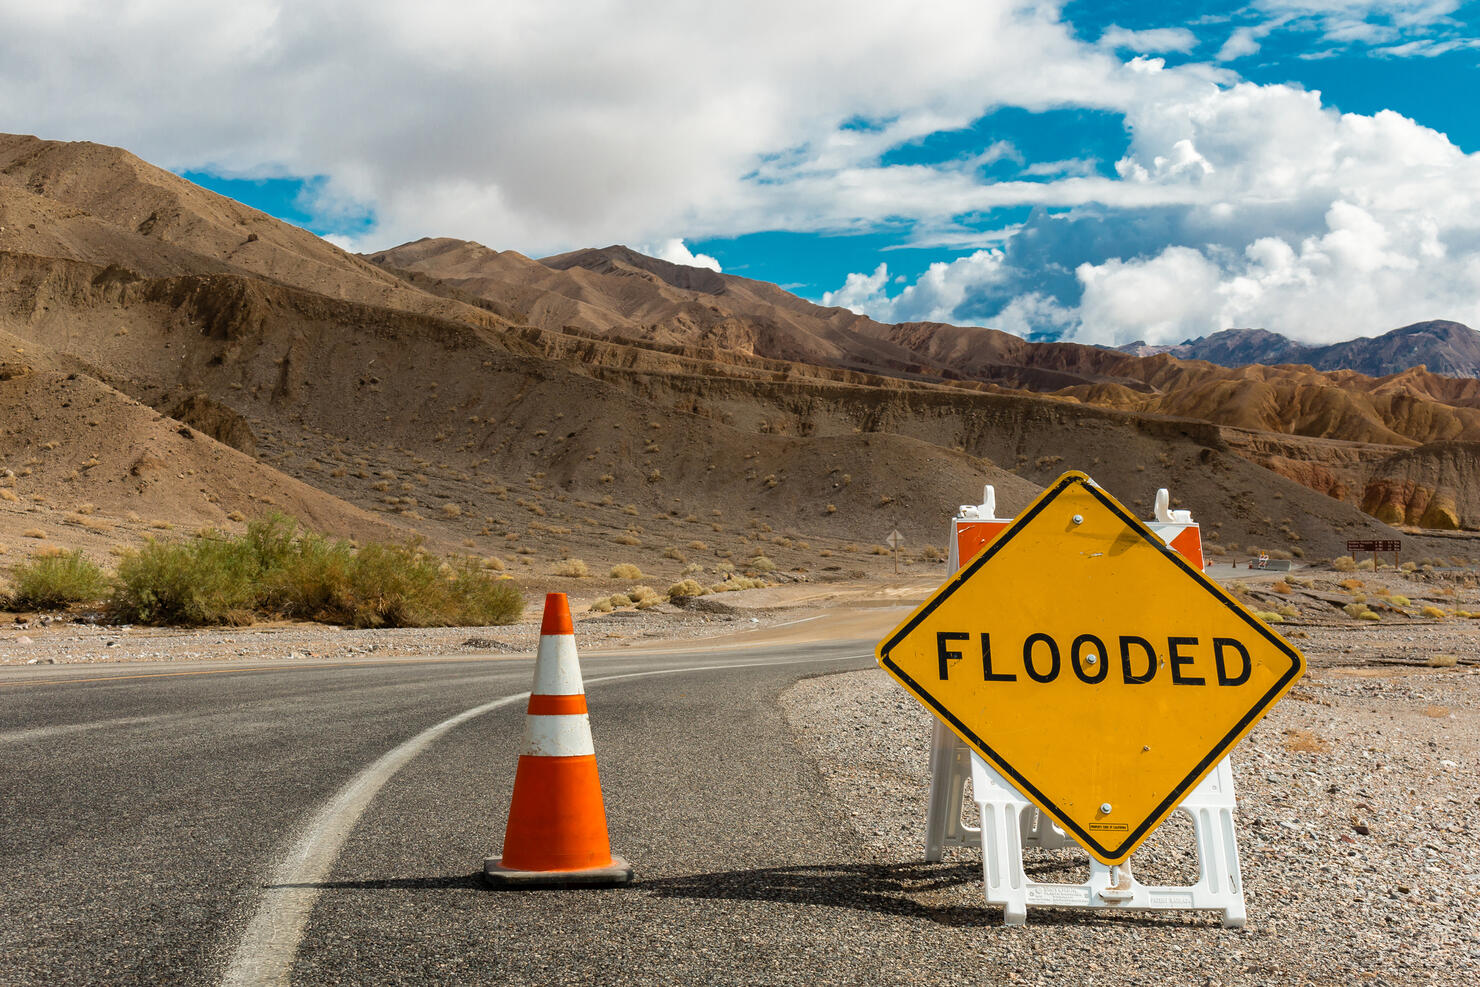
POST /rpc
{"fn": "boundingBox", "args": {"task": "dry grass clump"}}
[748,556,777,573]
[663,546,686,562]
[588,597,614,613]
[552,558,590,578]
[710,576,770,593]
[609,563,643,580]
[1343,602,1371,619]
[108,514,522,628]
[612,533,641,546]
[1389,595,1410,607]
[1425,654,1459,668]
[1253,609,1285,623]
[1270,580,1292,594]
[0,488,19,502]
[1332,556,1357,572]
[1420,605,1446,619]
[1358,610,1381,621]
[22,528,45,539]
[666,579,708,600]
[3,550,110,609]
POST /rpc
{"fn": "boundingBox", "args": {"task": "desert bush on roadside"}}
[627,585,661,606]
[1332,556,1357,572]
[1421,605,1446,619]
[4,550,110,609]
[109,514,523,628]
[1358,610,1381,621]
[1342,602,1370,619]
[667,579,707,600]
[609,563,643,579]
[552,559,590,578]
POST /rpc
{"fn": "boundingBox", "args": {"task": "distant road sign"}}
[1347,540,1400,553]
[877,472,1305,865]
[886,529,904,549]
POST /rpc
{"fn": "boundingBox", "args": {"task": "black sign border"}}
[878,472,1306,863]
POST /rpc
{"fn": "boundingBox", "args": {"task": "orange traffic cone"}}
[484,592,633,887]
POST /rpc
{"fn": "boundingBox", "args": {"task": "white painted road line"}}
[220,652,869,987]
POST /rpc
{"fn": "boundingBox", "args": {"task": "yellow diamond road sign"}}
[878,472,1305,865]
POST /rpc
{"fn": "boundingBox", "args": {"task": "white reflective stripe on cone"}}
[531,634,585,696]
[521,713,596,758]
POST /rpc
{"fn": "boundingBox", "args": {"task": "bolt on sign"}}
[877,472,1305,865]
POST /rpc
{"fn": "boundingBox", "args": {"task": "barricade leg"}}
[923,721,980,861]
[969,754,1247,926]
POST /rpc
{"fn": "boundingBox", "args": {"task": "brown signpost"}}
[1347,539,1401,568]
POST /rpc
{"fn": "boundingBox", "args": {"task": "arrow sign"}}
[876,472,1304,865]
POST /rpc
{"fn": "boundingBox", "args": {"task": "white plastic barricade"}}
[923,485,1246,927]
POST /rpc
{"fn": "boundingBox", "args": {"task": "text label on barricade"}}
[877,472,1305,865]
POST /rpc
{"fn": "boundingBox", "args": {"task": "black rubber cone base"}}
[483,854,633,888]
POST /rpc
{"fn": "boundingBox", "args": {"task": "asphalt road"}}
[0,639,1047,986]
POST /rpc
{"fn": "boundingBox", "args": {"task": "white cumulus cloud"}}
[644,238,722,272]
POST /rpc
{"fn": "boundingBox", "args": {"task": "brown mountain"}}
[1,133,1476,581]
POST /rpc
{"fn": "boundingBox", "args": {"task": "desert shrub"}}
[663,547,687,562]
[869,544,890,555]
[1358,610,1381,621]
[5,550,110,609]
[1342,602,1370,619]
[1425,654,1458,667]
[109,514,522,627]
[1356,559,1375,571]
[1270,580,1292,594]
[748,556,777,573]
[111,536,260,625]
[1390,595,1411,607]
[1253,610,1284,623]
[552,559,591,578]
[613,533,641,546]
[1332,556,1357,572]
[667,579,707,600]
[610,563,643,580]
[589,597,614,613]
[920,545,944,562]
[1421,605,1446,619]
[1400,561,1417,573]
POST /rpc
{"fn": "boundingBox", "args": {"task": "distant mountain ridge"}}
[1118,321,1480,378]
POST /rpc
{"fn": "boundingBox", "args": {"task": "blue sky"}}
[5,1,1479,344]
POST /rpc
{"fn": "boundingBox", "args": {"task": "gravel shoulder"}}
[780,643,1480,985]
